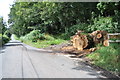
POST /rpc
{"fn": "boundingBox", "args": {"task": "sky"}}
[0,0,15,23]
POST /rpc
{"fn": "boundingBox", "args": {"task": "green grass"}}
[15,33,67,48]
[0,34,2,46]
[0,34,2,37]
[87,43,120,75]
[23,39,66,48]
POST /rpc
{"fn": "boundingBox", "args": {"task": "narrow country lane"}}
[1,39,106,78]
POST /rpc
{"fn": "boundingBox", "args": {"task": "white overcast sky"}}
[0,0,15,23]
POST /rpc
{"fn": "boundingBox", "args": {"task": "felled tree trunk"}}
[61,30,109,56]
[71,30,88,51]
[70,30,109,51]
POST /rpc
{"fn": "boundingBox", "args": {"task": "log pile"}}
[61,30,109,57]
[89,30,109,46]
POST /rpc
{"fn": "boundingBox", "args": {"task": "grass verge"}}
[14,34,67,48]
[87,43,120,76]
[22,39,66,48]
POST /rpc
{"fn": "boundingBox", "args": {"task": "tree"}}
[0,17,6,35]
[9,2,120,37]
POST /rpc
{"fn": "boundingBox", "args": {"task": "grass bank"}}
[14,33,67,48]
[87,43,120,76]
[21,39,66,48]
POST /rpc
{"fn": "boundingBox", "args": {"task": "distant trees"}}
[8,2,120,37]
[0,17,10,46]
[0,17,6,35]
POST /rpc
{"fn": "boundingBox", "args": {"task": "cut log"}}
[89,30,109,46]
[81,35,88,48]
[71,30,109,51]
[71,30,88,51]
[61,30,109,57]
[97,33,102,39]
[103,40,109,46]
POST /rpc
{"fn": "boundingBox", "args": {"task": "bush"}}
[68,23,89,35]
[44,34,55,40]
[20,30,46,42]
[87,17,119,33]
[4,30,11,38]
[58,23,89,40]
[59,33,71,40]
[0,35,10,46]
[0,36,2,46]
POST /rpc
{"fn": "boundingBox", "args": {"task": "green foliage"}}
[20,30,58,43]
[4,30,11,38]
[88,17,119,33]
[97,2,120,16]
[0,34,10,46]
[44,34,55,40]
[0,34,2,37]
[22,39,66,48]
[19,31,66,48]
[0,17,6,35]
[8,2,99,36]
[87,43,120,74]
[20,30,45,42]
[0,17,10,46]
[13,34,19,40]
[56,23,89,40]
[8,2,120,37]
[57,33,71,40]
[68,23,89,35]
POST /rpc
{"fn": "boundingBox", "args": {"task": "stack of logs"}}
[61,30,109,57]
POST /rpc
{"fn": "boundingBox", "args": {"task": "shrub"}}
[87,17,119,33]
[0,36,2,46]
[0,35,10,46]
[20,30,46,42]
[58,23,89,40]
[59,33,71,40]
[68,23,89,36]
[44,34,55,40]
[4,30,11,38]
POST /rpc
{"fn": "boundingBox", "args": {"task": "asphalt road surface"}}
[0,39,106,78]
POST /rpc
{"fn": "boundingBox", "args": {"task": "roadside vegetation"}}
[87,43,120,76]
[0,17,11,46]
[0,34,10,46]
[14,30,66,48]
[7,2,120,76]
